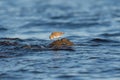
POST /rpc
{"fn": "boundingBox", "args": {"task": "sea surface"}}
[0,0,120,80]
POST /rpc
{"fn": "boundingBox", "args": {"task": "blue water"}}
[0,0,120,80]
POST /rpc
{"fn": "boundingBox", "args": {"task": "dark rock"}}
[0,41,18,46]
[0,38,23,41]
[21,45,45,50]
[21,45,32,49]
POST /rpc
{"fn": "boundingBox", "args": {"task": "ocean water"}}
[0,0,120,80]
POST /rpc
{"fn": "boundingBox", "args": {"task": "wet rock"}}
[0,41,18,46]
[49,38,74,49]
[21,45,45,50]
[21,45,32,49]
[0,37,74,51]
[0,38,23,41]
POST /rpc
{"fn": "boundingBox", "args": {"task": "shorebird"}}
[49,32,64,40]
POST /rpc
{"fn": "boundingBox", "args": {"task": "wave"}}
[101,32,120,37]
[90,38,119,43]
